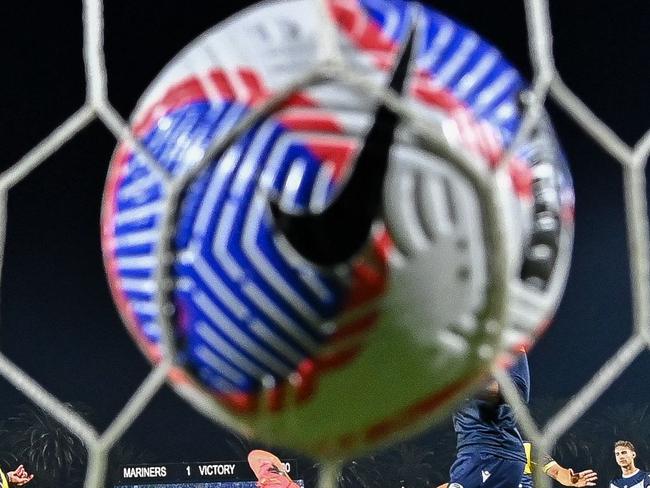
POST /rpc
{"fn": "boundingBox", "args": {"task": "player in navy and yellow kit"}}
[609,440,650,488]
[438,442,597,488]
[447,352,530,488]
[520,441,597,488]
[443,351,597,488]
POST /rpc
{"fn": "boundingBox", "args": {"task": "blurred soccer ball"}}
[102,0,573,458]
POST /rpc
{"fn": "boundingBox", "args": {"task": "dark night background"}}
[0,1,648,487]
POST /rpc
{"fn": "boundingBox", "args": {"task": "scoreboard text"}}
[115,459,298,485]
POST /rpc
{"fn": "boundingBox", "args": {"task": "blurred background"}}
[0,0,648,486]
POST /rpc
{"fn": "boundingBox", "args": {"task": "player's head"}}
[614,440,637,470]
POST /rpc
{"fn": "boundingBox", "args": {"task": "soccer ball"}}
[101,0,574,458]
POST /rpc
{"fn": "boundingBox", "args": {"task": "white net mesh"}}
[0,1,647,488]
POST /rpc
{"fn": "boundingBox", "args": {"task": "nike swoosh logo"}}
[270,30,415,266]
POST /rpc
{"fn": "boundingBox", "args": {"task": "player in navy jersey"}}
[610,440,650,488]
[447,351,529,488]
[438,441,597,488]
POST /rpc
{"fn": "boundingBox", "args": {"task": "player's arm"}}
[543,459,597,487]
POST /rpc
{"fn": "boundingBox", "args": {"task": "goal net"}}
[0,1,647,488]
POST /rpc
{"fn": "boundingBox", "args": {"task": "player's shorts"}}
[449,451,525,488]
[519,473,533,488]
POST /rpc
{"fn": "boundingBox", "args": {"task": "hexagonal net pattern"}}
[0,1,647,488]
